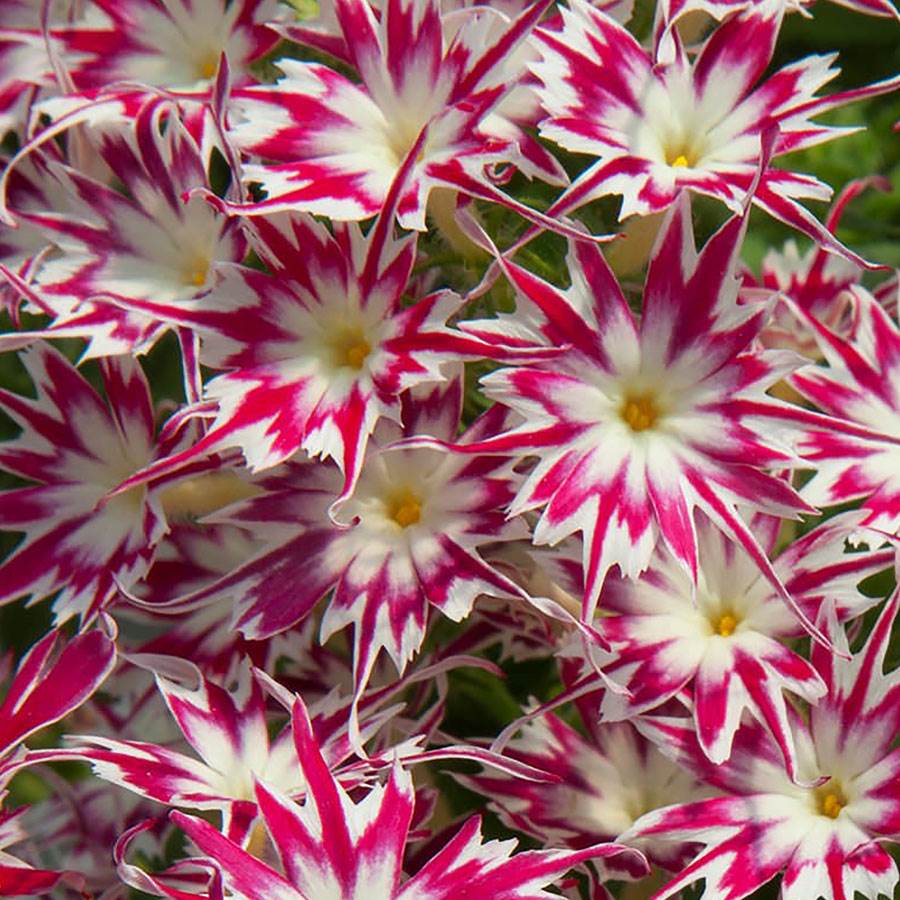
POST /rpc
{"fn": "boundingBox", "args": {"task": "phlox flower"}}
[0,145,74,319]
[107,178,532,499]
[0,1,114,134]
[62,649,548,847]
[746,178,888,358]
[62,0,282,93]
[124,518,278,680]
[459,710,707,878]
[0,626,116,773]
[0,343,174,623]
[624,590,900,900]
[653,0,900,57]
[150,381,530,703]
[530,0,900,264]
[0,98,244,358]
[0,28,58,136]
[0,626,116,893]
[62,657,426,845]
[460,197,818,631]
[597,512,891,778]
[789,287,900,534]
[167,696,647,899]
[225,0,574,231]
[278,0,632,184]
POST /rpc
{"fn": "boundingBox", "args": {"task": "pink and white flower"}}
[598,512,891,776]
[624,589,900,900]
[0,626,116,771]
[653,0,900,60]
[530,0,900,265]
[150,381,531,702]
[459,197,819,631]
[1,97,244,358]
[106,191,527,499]
[168,696,647,899]
[63,0,282,93]
[63,657,415,844]
[789,287,900,534]
[746,177,888,358]
[124,518,277,680]
[459,709,707,877]
[0,626,116,894]
[0,342,175,623]
[68,650,565,858]
[225,0,570,230]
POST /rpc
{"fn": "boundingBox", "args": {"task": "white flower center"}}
[196,51,220,81]
[385,115,429,168]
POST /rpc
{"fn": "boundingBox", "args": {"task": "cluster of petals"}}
[0,0,897,898]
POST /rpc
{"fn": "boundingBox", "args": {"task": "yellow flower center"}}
[815,781,847,819]
[714,613,738,637]
[665,144,698,169]
[184,257,210,288]
[621,393,660,432]
[198,54,220,80]
[386,488,422,528]
[329,328,372,370]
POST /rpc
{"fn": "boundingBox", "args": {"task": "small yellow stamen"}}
[820,793,844,819]
[344,340,371,370]
[671,154,690,168]
[387,489,422,528]
[715,613,738,637]
[199,57,219,80]
[185,257,210,288]
[814,779,847,819]
[329,328,372,370]
[621,393,660,432]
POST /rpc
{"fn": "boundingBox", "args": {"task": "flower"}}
[0,626,116,893]
[598,512,890,776]
[460,197,818,632]
[789,287,900,535]
[103,175,533,499]
[64,657,418,845]
[153,381,529,703]
[530,0,899,264]
[225,0,571,230]
[746,177,888,359]
[64,0,282,93]
[0,343,170,623]
[169,696,646,899]
[624,590,900,900]
[459,709,706,876]
[1,97,244,358]
[0,627,116,771]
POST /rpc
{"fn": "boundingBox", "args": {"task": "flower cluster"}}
[0,0,898,898]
